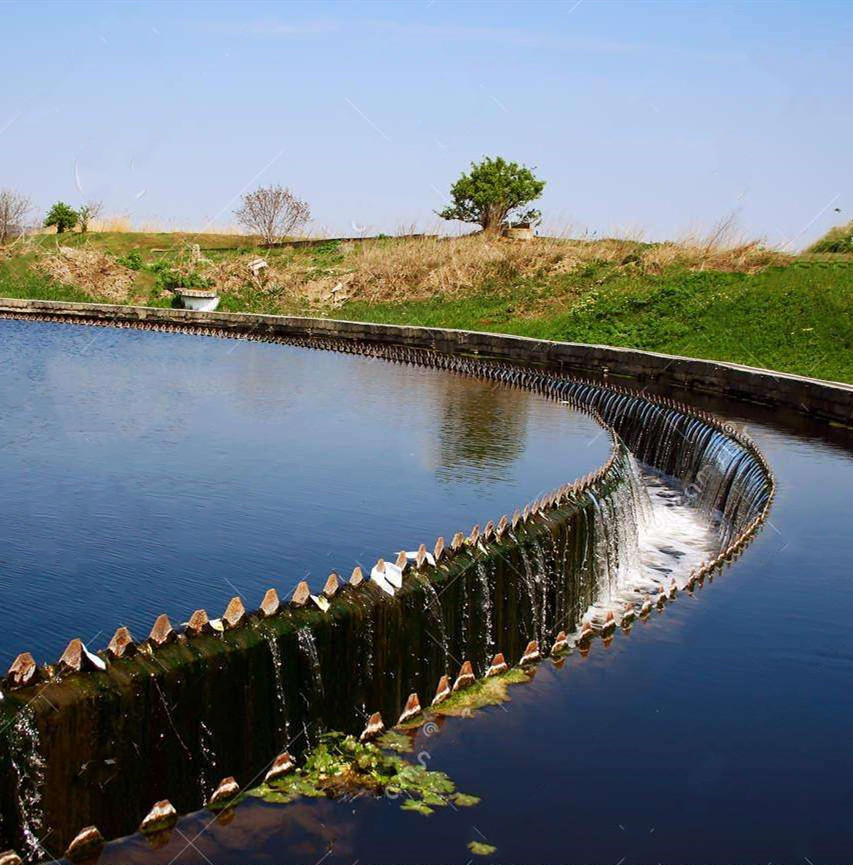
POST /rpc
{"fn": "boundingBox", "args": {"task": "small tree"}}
[438,156,546,233]
[0,189,31,244]
[234,185,311,245]
[44,201,78,234]
[78,201,103,233]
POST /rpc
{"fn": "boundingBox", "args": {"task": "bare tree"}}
[234,185,311,245]
[78,200,104,233]
[0,189,31,245]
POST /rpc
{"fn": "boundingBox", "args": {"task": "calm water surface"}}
[0,319,607,665]
[4,320,851,863]
[103,384,853,863]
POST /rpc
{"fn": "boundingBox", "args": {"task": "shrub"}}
[808,222,853,254]
[234,185,311,245]
[117,250,143,270]
[0,189,31,244]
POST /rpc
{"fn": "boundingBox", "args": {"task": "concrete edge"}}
[2,296,852,425]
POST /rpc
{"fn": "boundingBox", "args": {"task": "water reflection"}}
[431,373,526,482]
[0,319,608,666]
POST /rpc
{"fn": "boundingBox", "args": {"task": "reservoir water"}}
[1,318,850,863]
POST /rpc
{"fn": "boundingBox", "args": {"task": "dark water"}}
[101,392,853,862]
[4,319,852,863]
[0,319,608,666]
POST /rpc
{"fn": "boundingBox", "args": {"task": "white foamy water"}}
[581,467,719,631]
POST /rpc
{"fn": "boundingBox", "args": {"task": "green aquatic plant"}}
[452,792,481,807]
[245,733,470,816]
[430,667,530,717]
[468,840,498,856]
[376,729,414,752]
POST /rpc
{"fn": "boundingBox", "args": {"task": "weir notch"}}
[64,826,104,863]
[486,653,508,677]
[360,712,384,742]
[148,615,174,647]
[58,639,105,674]
[208,777,240,808]
[398,692,422,725]
[222,597,246,630]
[433,537,445,562]
[260,589,280,618]
[415,544,427,568]
[520,640,540,665]
[551,632,569,654]
[264,752,295,783]
[186,610,211,636]
[5,652,39,689]
[291,581,311,607]
[139,800,177,834]
[432,675,451,705]
[107,626,136,659]
[453,660,475,691]
[322,573,340,598]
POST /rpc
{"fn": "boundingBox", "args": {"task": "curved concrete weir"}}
[0,303,775,861]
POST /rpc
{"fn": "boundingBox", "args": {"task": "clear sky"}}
[2,0,851,247]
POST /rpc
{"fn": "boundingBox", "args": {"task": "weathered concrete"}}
[1,297,851,426]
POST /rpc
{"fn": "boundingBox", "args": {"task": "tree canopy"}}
[438,157,545,232]
[44,201,78,234]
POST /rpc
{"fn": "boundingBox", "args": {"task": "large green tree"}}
[438,156,545,233]
[44,201,78,234]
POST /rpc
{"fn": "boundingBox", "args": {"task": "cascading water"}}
[8,708,46,862]
[0,326,777,860]
[416,573,450,669]
[263,630,289,742]
[297,628,324,747]
[475,560,493,657]
[197,720,218,801]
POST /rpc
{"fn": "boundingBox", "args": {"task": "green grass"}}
[25,230,256,256]
[341,261,853,383]
[3,232,853,384]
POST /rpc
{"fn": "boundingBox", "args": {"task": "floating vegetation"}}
[468,840,498,856]
[246,733,471,816]
[376,729,414,753]
[452,792,481,807]
[431,667,531,718]
[401,799,435,815]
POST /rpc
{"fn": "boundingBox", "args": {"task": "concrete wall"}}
[2,296,851,425]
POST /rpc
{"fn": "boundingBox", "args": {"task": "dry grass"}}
[36,244,138,302]
[16,214,787,311]
[313,221,785,304]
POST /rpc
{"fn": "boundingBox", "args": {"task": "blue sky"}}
[2,0,851,247]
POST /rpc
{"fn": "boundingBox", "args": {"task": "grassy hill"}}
[2,229,852,384]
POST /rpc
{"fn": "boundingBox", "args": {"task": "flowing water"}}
[0,319,849,862]
[93,400,853,865]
